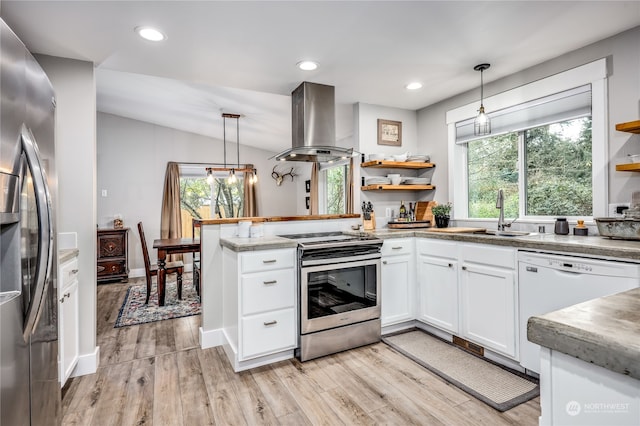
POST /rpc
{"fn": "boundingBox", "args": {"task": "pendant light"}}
[473,63,491,136]
[205,113,257,185]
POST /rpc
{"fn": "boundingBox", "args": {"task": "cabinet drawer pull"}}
[382,260,387,265]
[263,320,278,326]
[262,259,277,264]
[263,280,277,285]
[59,292,71,303]
[71,269,79,274]
[392,246,403,250]
[462,266,467,270]
[448,263,453,268]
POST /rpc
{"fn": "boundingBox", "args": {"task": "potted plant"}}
[432,202,452,228]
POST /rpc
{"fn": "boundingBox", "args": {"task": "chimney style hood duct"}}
[274,81,353,162]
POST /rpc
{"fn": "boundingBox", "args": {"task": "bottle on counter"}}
[399,200,407,220]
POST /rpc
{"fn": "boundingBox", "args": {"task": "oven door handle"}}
[300,252,381,267]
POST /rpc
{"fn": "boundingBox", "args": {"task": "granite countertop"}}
[527,287,640,380]
[59,248,79,263]
[358,229,640,261]
[220,235,298,252]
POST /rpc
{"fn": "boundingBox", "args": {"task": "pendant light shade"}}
[474,63,491,136]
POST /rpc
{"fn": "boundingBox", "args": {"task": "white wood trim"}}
[70,346,100,378]
[199,326,225,349]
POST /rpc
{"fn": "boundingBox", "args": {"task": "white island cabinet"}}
[222,247,297,371]
[381,238,414,327]
[58,254,79,386]
[460,243,517,358]
[416,239,459,334]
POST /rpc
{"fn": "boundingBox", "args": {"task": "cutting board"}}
[426,227,486,233]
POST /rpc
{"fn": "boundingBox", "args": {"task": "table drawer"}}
[97,260,127,277]
[241,269,295,315]
[241,308,296,360]
[241,249,295,274]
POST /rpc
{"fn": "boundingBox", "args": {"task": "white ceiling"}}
[2,1,640,153]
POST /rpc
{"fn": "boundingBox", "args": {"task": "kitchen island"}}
[528,288,640,425]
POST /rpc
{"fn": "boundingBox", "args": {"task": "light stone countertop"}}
[527,287,640,380]
[219,235,298,252]
[59,248,79,263]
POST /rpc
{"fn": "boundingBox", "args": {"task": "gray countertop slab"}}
[528,287,640,380]
[59,248,79,263]
[220,236,298,252]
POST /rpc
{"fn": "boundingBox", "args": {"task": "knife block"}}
[363,212,376,231]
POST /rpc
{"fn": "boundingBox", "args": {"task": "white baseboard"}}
[199,327,225,349]
[71,346,100,378]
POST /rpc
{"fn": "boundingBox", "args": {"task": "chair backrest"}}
[137,222,153,281]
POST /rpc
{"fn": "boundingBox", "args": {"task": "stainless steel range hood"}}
[274,82,353,162]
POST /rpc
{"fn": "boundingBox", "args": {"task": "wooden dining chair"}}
[137,222,184,304]
[192,218,201,296]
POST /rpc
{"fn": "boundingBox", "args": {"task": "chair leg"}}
[194,266,200,296]
[145,279,151,305]
[177,271,183,300]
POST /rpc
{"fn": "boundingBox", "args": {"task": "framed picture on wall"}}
[305,196,310,209]
[377,119,402,146]
[305,180,311,193]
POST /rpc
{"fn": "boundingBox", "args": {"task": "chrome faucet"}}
[496,189,516,231]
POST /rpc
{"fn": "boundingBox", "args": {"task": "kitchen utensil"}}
[554,218,569,235]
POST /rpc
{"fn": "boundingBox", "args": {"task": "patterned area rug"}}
[383,329,539,412]
[114,279,200,328]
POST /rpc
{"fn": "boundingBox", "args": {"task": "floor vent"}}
[452,336,485,357]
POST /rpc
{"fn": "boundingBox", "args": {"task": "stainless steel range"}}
[279,232,383,361]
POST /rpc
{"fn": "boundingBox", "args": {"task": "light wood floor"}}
[61,276,541,425]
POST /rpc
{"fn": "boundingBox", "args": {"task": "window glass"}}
[467,133,518,218]
[323,164,348,215]
[179,169,245,237]
[525,117,592,216]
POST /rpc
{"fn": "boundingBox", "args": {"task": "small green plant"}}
[432,202,452,217]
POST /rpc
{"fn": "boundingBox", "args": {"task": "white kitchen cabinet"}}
[58,255,79,386]
[222,247,297,371]
[460,243,517,358]
[381,238,414,326]
[416,239,459,334]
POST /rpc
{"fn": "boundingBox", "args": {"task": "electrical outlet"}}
[101,189,108,197]
[608,203,630,216]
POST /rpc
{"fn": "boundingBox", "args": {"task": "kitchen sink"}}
[480,230,532,237]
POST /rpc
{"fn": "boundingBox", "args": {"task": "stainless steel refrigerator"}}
[0,18,61,425]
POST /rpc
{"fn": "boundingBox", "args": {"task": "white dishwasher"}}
[518,251,640,374]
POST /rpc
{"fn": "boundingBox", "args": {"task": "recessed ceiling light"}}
[297,61,319,71]
[406,82,423,90]
[135,26,167,42]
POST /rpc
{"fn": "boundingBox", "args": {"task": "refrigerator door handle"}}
[20,125,54,342]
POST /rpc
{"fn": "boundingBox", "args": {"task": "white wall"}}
[355,102,429,227]
[417,25,640,210]
[96,112,297,271]
[36,55,98,374]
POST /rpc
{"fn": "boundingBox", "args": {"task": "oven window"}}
[307,264,377,319]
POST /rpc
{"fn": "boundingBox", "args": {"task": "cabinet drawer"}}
[241,308,296,359]
[60,258,79,288]
[381,238,413,257]
[98,233,126,258]
[97,260,127,277]
[241,249,295,274]
[241,269,295,315]
[461,243,515,269]
[417,238,458,259]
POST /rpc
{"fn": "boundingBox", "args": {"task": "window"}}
[467,117,592,218]
[447,59,607,220]
[320,162,350,215]
[178,164,246,236]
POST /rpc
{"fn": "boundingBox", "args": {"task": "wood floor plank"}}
[90,362,134,425]
[120,358,155,426]
[101,324,138,366]
[250,363,302,418]
[318,386,376,425]
[234,370,279,425]
[176,348,215,425]
[154,317,177,355]
[134,321,157,359]
[153,353,184,425]
[173,315,199,351]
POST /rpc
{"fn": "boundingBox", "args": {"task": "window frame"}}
[318,160,350,215]
[446,58,608,221]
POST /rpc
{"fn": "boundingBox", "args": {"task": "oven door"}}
[300,255,380,334]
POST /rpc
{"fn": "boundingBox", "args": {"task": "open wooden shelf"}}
[615,163,640,172]
[361,160,435,169]
[615,120,640,134]
[361,184,435,191]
